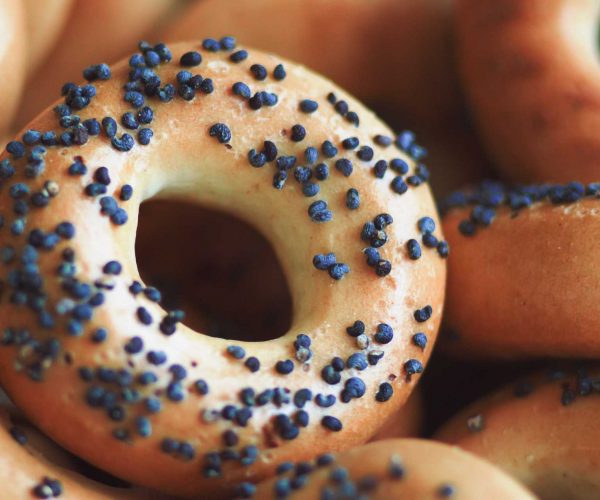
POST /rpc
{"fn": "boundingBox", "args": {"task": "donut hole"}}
[135,199,292,341]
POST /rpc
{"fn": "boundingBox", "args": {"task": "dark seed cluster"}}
[441,180,600,237]
[361,213,394,276]
[268,449,459,499]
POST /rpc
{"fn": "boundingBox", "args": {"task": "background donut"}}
[435,366,600,500]
[22,0,74,76]
[253,438,536,499]
[455,0,600,183]
[440,181,600,359]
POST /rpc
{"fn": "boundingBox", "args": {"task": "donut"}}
[16,0,179,129]
[22,0,75,76]
[455,0,600,183]
[440,180,600,359]
[0,398,144,498]
[252,438,535,499]
[435,366,600,499]
[158,0,492,198]
[0,39,445,497]
[0,0,27,137]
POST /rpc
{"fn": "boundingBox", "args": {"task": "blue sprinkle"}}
[147,350,167,365]
[227,345,246,359]
[458,220,476,236]
[404,359,424,380]
[304,147,318,165]
[313,253,336,270]
[56,222,75,239]
[364,247,380,267]
[167,382,185,402]
[111,208,128,225]
[103,260,122,275]
[248,149,266,167]
[374,323,394,344]
[22,130,41,145]
[245,357,260,372]
[124,91,144,108]
[346,353,368,371]
[202,37,221,51]
[273,64,286,80]
[375,382,393,402]
[6,141,25,158]
[250,64,267,80]
[407,239,421,260]
[328,263,349,280]
[412,333,428,349]
[437,241,450,258]
[390,158,409,174]
[315,394,336,407]
[91,328,107,343]
[414,305,432,322]
[302,182,319,197]
[136,416,152,437]
[124,336,143,354]
[111,133,135,152]
[232,82,251,99]
[230,50,248,63]
[321,140,338,158]
[275,359,294,374]
[335,158,353,177]
[101,117,117,138]
[341,377,366,402]
[417,217,436,234]
[291,124,306,142]
[180,51,202,67]
[273,171,287,189]
[209,123,232,143]
[120,184,133,201]
[314,163,329,180]
[138,128,154,145]
[195,379,209,395]
[321,365,341,385]
[220,36,236,50]
[391,176,408,194]
[357,146,373,161]
[346,188,360,209]
[375,260,392,277]
[294,166,312,183]
[300,99,318,113]
[321,415,343,432]
[308,200,332,222]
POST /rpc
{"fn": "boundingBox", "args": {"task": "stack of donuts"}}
[0,0,598,498]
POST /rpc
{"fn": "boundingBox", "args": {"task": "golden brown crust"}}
[441,198,600,359]
[0,41,445,497]
[456,0,600,182]
[253,438,536,499]
[0,0,26,137]
[435,367,600,500]
[370,387,423,441]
